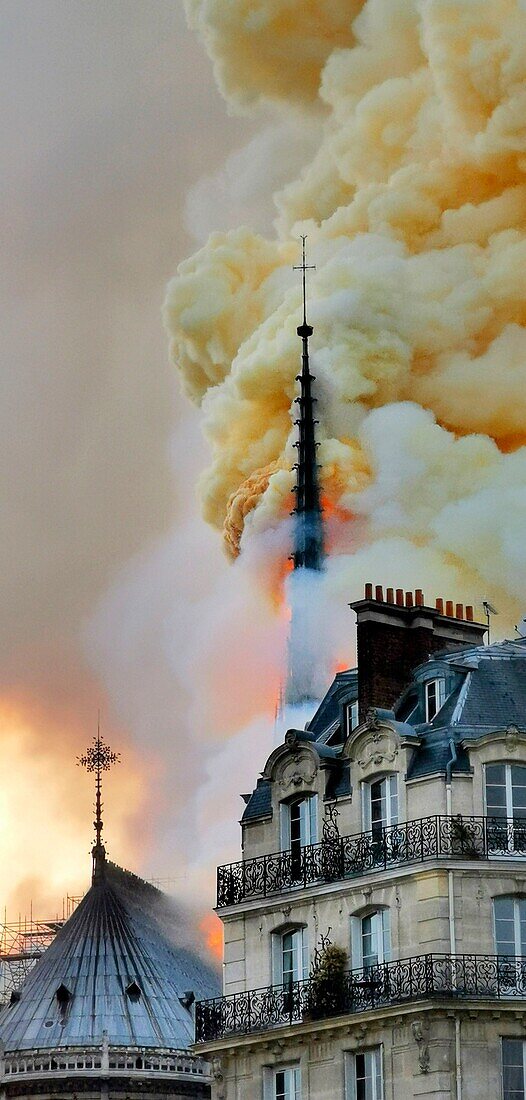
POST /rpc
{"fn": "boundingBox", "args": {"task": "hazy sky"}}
[0,1,262,913]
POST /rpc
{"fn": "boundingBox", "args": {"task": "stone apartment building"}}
[193,585,526,1100]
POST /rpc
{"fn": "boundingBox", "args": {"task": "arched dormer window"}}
[279,794,318,879]
[362,776,398,839]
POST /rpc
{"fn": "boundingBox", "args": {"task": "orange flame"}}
[200,912,223,961]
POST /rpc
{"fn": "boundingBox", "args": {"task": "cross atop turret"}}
[78,719,120,879]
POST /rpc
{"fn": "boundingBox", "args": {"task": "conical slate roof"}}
[0,860,220,1052]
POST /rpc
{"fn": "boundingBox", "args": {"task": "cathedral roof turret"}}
[0,860,219,1052]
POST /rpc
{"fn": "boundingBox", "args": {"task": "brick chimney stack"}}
[350,585,486,721]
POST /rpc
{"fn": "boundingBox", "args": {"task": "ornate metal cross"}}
[78,723,120,862]
[293,235,316,327]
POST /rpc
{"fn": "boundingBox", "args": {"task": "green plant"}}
[307,940,348,1020]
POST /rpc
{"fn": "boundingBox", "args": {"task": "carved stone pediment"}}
[277,749,318,792]
[350,727,399,777]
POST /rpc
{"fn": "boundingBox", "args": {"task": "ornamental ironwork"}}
[217,813,526,907]
[195,952,526,1043]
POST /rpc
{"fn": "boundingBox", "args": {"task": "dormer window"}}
[348,700,359,734]
[55,984,72,1010]
[425,678,446,722]
[125,981,141,1002]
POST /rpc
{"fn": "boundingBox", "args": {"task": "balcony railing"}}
[217,814,526,907]
[195,953,526,1042]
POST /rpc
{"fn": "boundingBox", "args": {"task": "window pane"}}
[353,1048,382,1100]
[486,764,508,817]
[512,768,526,815]
[502,1039,524,1100]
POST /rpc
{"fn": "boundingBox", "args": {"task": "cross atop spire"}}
[293,234,316,329]
[78,717,120,880]
[285,238,325,707]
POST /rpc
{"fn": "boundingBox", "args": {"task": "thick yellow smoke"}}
[165,0,526,627]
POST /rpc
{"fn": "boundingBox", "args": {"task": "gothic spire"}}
[292,236,324,572]
[78,718,120,881]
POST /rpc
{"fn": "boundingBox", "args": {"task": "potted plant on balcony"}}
[305,933,348,1021]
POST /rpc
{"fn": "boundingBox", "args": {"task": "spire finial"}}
[78,715,120,880]
[293,234,315,328]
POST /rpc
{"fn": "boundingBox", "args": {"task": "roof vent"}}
[126,981,142,1002]
[55,984,72,1009]
[179,990,195,1011]
[9,990,21,1005]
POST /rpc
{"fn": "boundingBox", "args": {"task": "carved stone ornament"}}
[354,729,398,776]
[505,725,520,754]
[411,1019,430,1074]
[212,1057,226,1100]
[277,750,317,791]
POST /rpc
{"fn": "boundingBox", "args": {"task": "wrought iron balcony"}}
[195,952,526,1043]
[217,814,526,907]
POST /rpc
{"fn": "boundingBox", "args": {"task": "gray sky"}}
[0,0,259,910]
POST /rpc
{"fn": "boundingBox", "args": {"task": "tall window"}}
[351,910,390,972]
[363,776,398,838]
[486,764,526,819]
[424,678,446,722]
[264,1066,301,1100]
[346,1048,383,1100]
[494,897,526,957]
[272,927,308,987]
[502,1039,526,1100]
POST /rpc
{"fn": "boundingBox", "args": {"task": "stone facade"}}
[194,652,526,1100]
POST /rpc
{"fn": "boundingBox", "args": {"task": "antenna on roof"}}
[78,714,121,881]
[516,616,526,639]
[481,600,498,644]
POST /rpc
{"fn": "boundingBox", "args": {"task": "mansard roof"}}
[0,860,220,1053]
[241,638,526,820]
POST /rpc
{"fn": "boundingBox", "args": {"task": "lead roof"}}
[0,860,220,1052]
[242,638,526,821]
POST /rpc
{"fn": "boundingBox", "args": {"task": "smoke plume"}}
[165,0,526,641]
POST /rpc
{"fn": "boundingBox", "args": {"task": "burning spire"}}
[78,720,120,880]
[285,239,325,709]
[291,236,324,572]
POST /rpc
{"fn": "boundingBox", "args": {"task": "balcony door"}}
[494,896,526,995]
[280,795,318,881]
[363,776,398,841]
[485,764,526,854]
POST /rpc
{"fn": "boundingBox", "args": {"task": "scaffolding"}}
[0,896,82,1005]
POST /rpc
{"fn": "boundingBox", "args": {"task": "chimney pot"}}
[386,587,394,604]
[436,598,444,615]
[365,582,373,599]
[375,585,383,602]
[405,591,414,608]
[466,605,474,621]
[415,589,424,606]
[456,603,464,620]
[446,600,454,617]
[396,589,404,606]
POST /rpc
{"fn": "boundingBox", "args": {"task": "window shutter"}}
[350,916,361,969]
[279,802,290,851]
[308,794,318,845]
[362,782,371,832]
[301,928,309,980]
